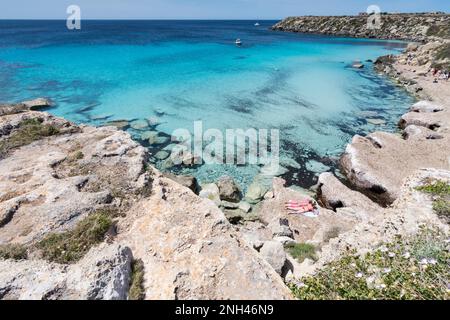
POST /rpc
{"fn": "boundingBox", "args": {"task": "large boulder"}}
[199,183,221,206]
[163,173,199,194]
[217,176,242,203]
[340,131,449,204]
[259,241,287,275]
[317,172,381,216]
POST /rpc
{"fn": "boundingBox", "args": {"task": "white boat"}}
[235,39,242,46]
[254,22,260,26]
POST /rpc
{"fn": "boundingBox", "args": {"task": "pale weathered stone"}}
[259,241,287,275]
[0,244,133,300]
[340,131,449,204]
[198,183,221,206]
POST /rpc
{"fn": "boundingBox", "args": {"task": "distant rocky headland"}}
[0,14,449,300]
[272,13,450,41]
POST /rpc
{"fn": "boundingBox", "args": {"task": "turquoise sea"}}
[0,20,414,189]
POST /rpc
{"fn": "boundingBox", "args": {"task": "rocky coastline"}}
[1,15,449,300]
[272,13,450,41]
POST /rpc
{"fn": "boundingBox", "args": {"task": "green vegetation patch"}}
[0,243,28,261]
[0,118,60,158]
[285,243,318,263]
[289,229,449,300]
[416,180,450,222]
[427,25,450,39]
[129,259,145,300]
[36,211,113,264]
[431,43,450,71]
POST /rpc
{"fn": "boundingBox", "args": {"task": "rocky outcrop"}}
[116,173,292,300]
[0,244,132,300]
[0,110,148,244]
[317,172,381,216]
[340,130,449,204]
[272,13,450,41]
[255,178,358,245]
[308,169,450,275]
[340,37,450,204]
[0,104,293,300]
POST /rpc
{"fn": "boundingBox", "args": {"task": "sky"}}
[0,0,448,20]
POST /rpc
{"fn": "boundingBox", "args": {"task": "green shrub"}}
[416,180,450,222]
[426,25,450,39]
[0,243,28,261]
[0,118,60,157]
[129,259,145,300]
[285,243,317,263]
[416,180,450,196]
[432,199,450,221]
[289,229,449,300]
[37,211,113,264]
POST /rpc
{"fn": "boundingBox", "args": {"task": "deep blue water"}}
[0,20,413,189]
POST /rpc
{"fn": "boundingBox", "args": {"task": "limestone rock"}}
[255,178,358,245]
[410,101,444,113]
[318,172,381,216]
[307,169,450,278]
[130,119,149,130]
[259,241,287,275]
[245,180,269,204]
[217,176,241,203]
[305,160,330,174]
[22,98,53,110]
[0,244,133,300]
[340,131,449,204]
[238,201,252,213]
[163,173,199,194]
[199,183,221,206]
[154,150,170,160]
[117,175,293,299]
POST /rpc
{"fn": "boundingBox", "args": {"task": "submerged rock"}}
[154,150,170,160]
[305,160,330,174]
[130,119,149,130]
[22,98,53,110]
[366,118,386,125]
[104,120,129,130]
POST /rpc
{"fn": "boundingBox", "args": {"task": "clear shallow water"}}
[0,20,414,189]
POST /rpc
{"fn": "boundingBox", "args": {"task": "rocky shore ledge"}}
[1,17,449,299]
[272,13,450,41]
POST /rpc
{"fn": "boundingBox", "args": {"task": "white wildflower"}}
[379,246,388,253]
[403,252,411,259]
[388,252,396,258]
[350,263,357,268]
[355,272,363,278]
[428,259,437,265]
[382,268,391,274]
[419,258,428,265]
